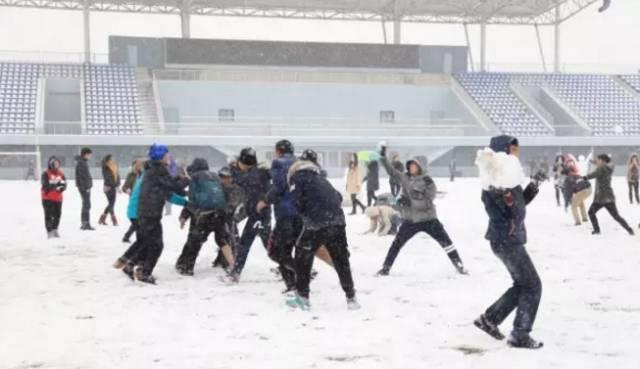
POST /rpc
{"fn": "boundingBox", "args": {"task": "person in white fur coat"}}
[473,135,544,350]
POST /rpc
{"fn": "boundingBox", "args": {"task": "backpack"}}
[190,173,226,210]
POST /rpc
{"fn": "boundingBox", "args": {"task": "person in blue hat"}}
[474,135,544,349]
[132,143,188,284]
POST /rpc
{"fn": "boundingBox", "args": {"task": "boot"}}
[347,296,361,311]
[110,214,118,227]
[98,214,107,226]
[452,260,469,275]
[376,266,390,277]
[113,257,128,269]
[122,263,135,280]
[507,332,543,349]
[473,314,505,340]
[80,222,95,231]
[53,230,60,238]
[47,231,54,239]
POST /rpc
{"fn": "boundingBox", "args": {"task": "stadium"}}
[1,0,640,368]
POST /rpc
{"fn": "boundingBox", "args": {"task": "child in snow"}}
[474,135,543,349]
[286,149,359,311]
[41,156,67,238]
[376,143,467,276]
[585,154,634,236]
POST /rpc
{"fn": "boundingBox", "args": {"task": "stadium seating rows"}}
[456,73,640,137]
[0,62,141,135]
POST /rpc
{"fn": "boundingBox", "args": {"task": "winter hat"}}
[275,139,294,155]
[218,167,232,178]
[239,147,257,166]
[300,149,318,164]
[597,153,611,163]
[148,143,169,161]
[80,147,92,156]
[187,158,209,174]
[489,135,519,154]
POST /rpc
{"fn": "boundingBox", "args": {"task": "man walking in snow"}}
[474,135,543,349]
[75,147,94,230]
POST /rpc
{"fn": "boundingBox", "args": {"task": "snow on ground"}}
[1,177,639,369]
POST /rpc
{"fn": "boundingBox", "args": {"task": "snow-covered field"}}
[1,177,639,369]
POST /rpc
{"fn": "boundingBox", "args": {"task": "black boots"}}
[473,314,505,340]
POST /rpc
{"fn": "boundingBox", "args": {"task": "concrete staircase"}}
[136,69,162,135]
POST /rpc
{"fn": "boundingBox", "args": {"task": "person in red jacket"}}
[41,156,67,238]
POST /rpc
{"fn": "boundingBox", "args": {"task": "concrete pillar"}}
[554,6,561,73]
[480,22,487,72]
[393,18,402,44]
[83,0,91,63]
[180,10,191,39]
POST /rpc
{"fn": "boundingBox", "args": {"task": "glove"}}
[378,141,388,157]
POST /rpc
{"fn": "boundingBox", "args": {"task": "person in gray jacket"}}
[586,154,634,235]
[376,143,467,276]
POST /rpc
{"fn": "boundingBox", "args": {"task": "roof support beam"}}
[83,0,91,63]
[480,22,487,72]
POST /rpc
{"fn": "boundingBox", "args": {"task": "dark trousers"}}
[123,218,138,242]
[295,225,355,299]
[484,241,542,335]
[629,182,639,204]
[268,216,303,289]
[350,194,366,214]
[121,220,146,264]
[367,190,377,207]
[103,189,116,216]
[588,202,632,233]
[176,211,230,271]
[79,189,91,223]
[42,200,62,232]
[390,181,401,197]
[138,217,164,277]
[213,221,239,269]
[382,219,461,269]
[231,215,272,275]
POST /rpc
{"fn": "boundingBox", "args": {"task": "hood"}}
[187,158,209,174]
[287,159,320,185]
[405,159,423,176]
[475,147,527,190]
[489,135,517,154]
[47,156,60,170]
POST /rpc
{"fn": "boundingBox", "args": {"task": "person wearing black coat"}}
[364,160,380,206]
[285,153,359,311]
[99,154,121,226]
[135,144,188,284]
[224,147,274,283]
[75,147,94,230]
[474,135,544,350]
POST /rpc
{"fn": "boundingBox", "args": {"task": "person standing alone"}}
[364,160,380,207]
[626,154,640,204]
[100,154,121,226]
[75,147,94,230]
[346,155,366,215]
[41,156,67,238]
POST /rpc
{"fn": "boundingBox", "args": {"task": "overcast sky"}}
[0,0,639,73]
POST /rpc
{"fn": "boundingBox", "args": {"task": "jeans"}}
[79,189,91,224]
[123,218,138,241]
[350,194,365,214]
[103,189,116,216]
[231,215,272,275]
[484,241,542,335]
[629,182,639,204]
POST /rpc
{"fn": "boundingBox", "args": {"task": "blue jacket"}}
[288,160,345,231]
[266,153,298,219]
[127,173,186,220]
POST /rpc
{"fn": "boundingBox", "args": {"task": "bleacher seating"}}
[0,62,141,135]
[621,75,640,94]
[457,73,640,137]
[455,73,553,137]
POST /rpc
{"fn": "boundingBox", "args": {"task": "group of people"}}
[39,134,640,351]
[552,152,637,235]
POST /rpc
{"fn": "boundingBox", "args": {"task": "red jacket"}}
[41,169,67,202]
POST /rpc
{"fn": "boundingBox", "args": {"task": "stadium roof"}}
[0,0,599,25]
